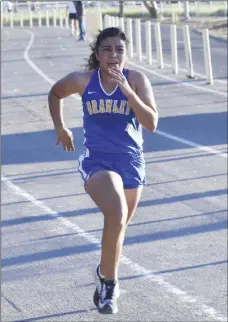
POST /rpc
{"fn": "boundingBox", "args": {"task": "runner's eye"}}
[117,48,124,52]
[102,47,111,52]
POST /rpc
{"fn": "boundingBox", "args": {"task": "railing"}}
[1,7,215,84]
[1,1,68,12]
[1,6,102,38]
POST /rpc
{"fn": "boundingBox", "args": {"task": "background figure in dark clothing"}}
[68,1,78,36]
[75,1,85,40]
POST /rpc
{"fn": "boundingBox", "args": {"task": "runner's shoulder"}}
[128,69,149,91]
[72,70,94,94]
[128,69,148,83]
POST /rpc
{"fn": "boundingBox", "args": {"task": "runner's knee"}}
[104,199,128,230]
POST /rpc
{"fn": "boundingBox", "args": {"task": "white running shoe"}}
[98,280,119,314]
[93,265,120,311]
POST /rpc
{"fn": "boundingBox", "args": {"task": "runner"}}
[48,27,158,314]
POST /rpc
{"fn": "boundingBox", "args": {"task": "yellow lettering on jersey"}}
[125,103,132,115]
[112,100,119,113]
[86,101,93,115]
[91,100,99,114]
[105,99,113,113]
[119,100,127,114]
[99,99,106,113]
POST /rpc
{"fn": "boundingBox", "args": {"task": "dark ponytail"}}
[85,27,129,70]
[86,43,100,70]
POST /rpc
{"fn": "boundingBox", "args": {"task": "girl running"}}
[48,27,158,314]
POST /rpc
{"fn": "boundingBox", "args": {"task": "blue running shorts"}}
[78,149,146,189]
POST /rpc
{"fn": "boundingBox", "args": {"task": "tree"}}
[143,1,158,19]
[119,0,124,17]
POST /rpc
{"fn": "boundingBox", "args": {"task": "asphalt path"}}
[1,27,227,322]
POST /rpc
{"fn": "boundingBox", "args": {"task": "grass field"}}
[101,3,227,18]
[2,2,227,23]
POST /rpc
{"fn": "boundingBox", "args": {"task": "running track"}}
[1,27,227,322]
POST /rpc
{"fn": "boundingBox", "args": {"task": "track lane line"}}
[1,175,227,322]
[2,28,227,321]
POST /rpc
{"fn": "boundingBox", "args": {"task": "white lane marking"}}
[163,62,227,86]
[1,175,227,322]
[156,130,227,159]
[129,60,227,98]
[141,54,227,86]
[23,30,227,160]
[23,31,55,84]
[24,30,80,100]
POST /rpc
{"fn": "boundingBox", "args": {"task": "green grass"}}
[2,4,227,25]
[100,4,227,18]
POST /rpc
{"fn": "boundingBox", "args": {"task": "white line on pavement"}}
[129,60,227,98]
[155,130,227,158]
[2,28,225,321]
[162,61,227,86]
[1,175,227,322]
[23,29,227,159]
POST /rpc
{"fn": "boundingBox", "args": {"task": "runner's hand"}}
[56,127,75,152]
[108,66,134,98]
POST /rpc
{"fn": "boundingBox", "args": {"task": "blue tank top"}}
[81,68,143,155]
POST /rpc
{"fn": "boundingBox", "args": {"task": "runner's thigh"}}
[85,170,128,219]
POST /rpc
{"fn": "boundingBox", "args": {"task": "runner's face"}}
[96,36,128,72]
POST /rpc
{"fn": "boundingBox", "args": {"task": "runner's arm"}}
[128,71,158,132]
[48,72,81,132]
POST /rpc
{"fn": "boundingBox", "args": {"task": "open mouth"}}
[108,63,119,67]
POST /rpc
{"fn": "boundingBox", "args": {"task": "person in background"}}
[5,1,13,12]
[67,1,78,36]
[75,1,85,41]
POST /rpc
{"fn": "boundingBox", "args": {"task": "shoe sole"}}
[92,265,101,307]
[93,289,99,307]
[98,304,118,314]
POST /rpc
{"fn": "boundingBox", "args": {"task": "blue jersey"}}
[81,68,143,155]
